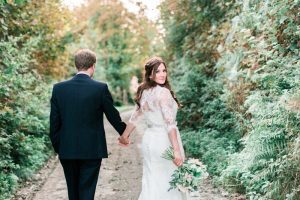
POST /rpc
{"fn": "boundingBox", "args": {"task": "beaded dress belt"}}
[146,124,166,128]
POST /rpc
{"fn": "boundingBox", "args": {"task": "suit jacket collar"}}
[73,73,91,80]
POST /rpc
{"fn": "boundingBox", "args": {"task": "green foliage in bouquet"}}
[162,147,209,193]
[169,159,209,193]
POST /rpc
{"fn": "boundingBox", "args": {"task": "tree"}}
[69,0,160,104]
[0,0,74,78]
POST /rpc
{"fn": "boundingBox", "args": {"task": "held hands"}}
[118,123,135,147]
[118,134,130,147]
[173,150,183,167]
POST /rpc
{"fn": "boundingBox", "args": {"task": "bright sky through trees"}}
[61,0,161,21]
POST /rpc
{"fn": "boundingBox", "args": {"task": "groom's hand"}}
[118,135,130,147]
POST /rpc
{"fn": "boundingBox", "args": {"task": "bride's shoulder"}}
[154,85,171,97]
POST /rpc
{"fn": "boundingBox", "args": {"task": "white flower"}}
[187,158,203,166]
[190,164,197,170]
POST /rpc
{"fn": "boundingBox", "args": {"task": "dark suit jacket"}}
[49,74,126,159]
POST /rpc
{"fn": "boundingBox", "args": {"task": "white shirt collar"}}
[76,71,91,77]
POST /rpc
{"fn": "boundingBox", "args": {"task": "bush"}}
[216,0,300,199]
[173,62,242,177]
[161,0,300,199]
[0,36,52,199]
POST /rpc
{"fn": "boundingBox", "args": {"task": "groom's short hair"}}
[75,49,96,70]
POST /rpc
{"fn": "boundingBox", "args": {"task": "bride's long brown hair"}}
[134,56,181,109]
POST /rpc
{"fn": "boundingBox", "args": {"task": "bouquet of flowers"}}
[162,147,209,193]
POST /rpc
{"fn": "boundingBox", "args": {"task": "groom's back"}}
[51,74,109,159]
[55,75,104,128]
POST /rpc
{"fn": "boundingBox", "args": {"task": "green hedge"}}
[217,0,300,199]
[160,0,300,199]
[0,1,74,198]
[160,0,242,180]
[174,63,242,177]
[0,36,52,199]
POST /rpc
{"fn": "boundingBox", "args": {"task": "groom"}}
[50,49,128,200]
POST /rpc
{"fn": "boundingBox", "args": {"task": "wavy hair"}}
[134,56,181,109]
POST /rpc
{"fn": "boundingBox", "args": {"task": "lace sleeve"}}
[159,87,177,133]
[129,105,143,127]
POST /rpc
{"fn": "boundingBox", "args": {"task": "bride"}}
[119,56,187,200]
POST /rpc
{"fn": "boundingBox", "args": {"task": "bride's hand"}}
[118,135,130,147]
[173,150,183,166]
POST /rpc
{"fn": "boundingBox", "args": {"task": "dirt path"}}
[13,110,233,200]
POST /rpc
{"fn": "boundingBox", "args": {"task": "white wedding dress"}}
[129,85,188,200]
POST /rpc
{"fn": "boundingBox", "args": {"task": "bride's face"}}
[152,63,167,85]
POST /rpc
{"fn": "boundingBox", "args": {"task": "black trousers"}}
[60,159,102,200]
